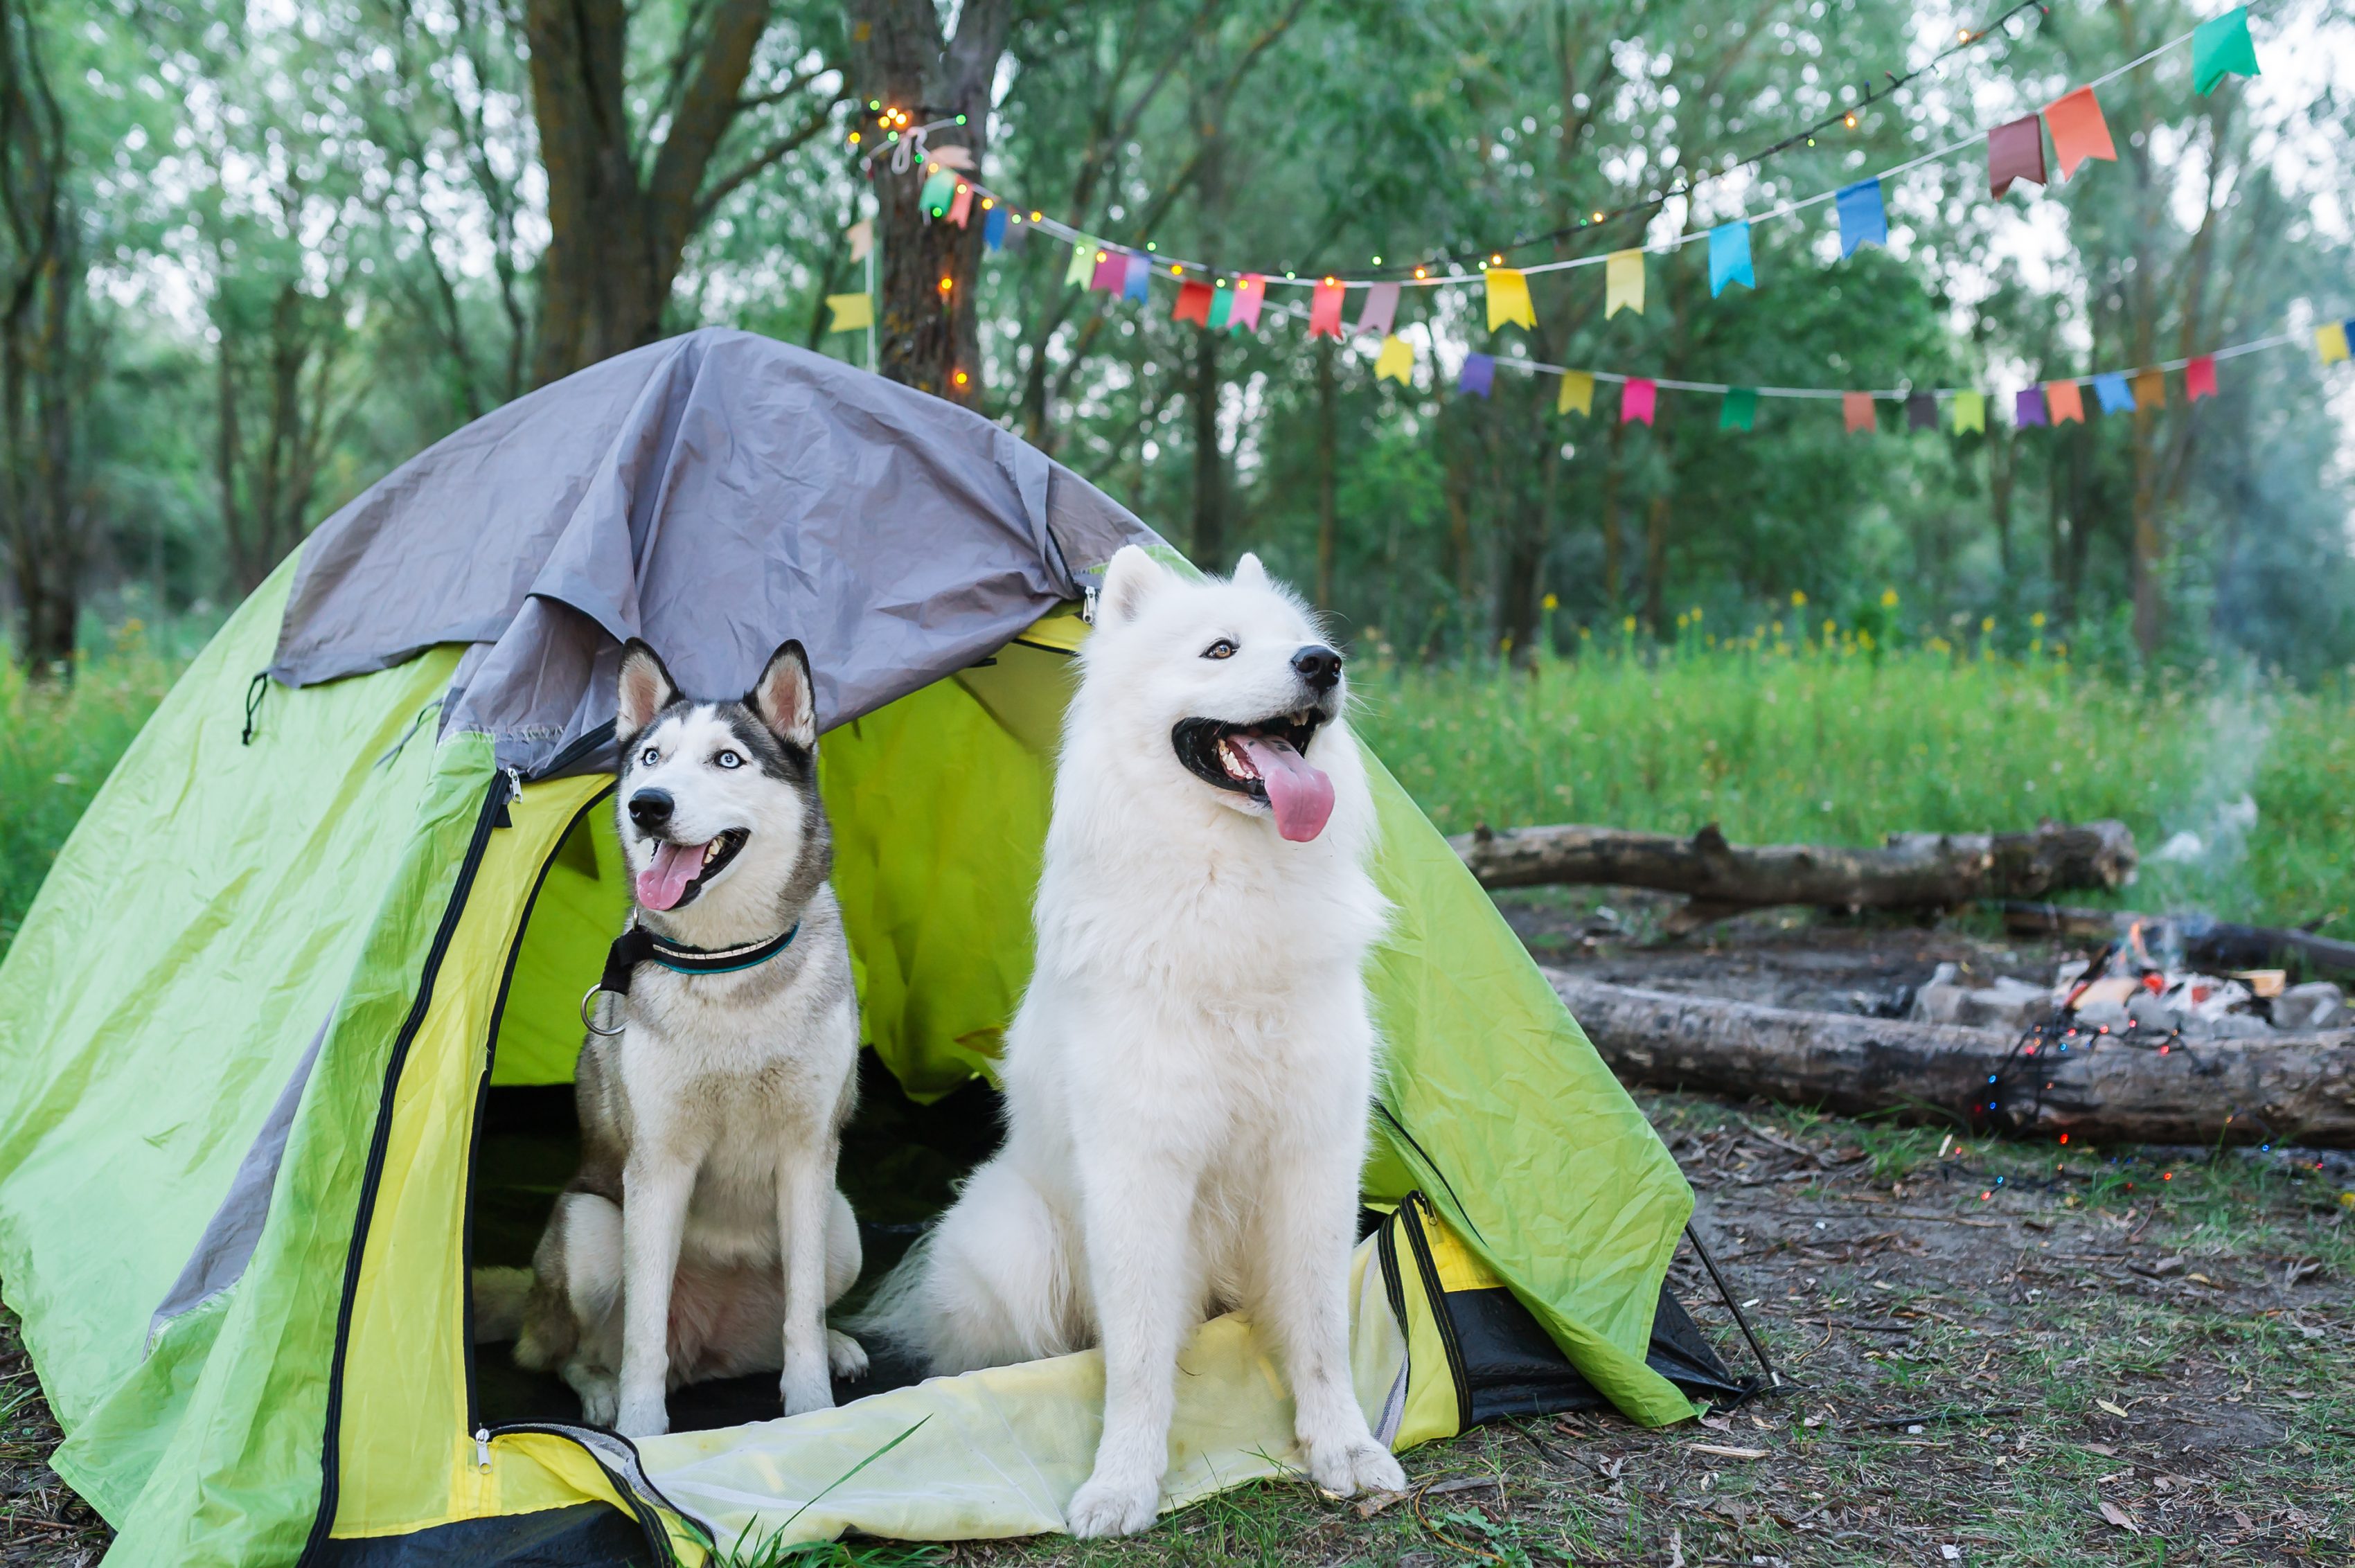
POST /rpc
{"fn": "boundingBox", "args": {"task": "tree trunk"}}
[1314,337,1337,607]
[1452,818,2138,923]
[1599,418,1624,609]
[1191,326,1225,571]
[1988,420,2014,584]
[848,0,1011,403]
[1499,378,1558,667]
[1643,490,1669,634]
[1549,973,2355,1148]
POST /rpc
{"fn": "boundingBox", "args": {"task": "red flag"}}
[948,182,973,227]
[2185,355,2219,402]
[1308,278,1347,339]
[1987,114,2046,198]
[1843,391,1875,434]
[1171,280,1214,326]
[2043,87,2117,180]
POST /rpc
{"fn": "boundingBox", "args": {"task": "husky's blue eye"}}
[639,746,659,767]
[1202,639,1237,659]
[716,751,743,769]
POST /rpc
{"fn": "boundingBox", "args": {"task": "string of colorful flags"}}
[824,8,2289,430]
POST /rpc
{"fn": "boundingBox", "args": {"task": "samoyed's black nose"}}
[628,789,675,831]
[1292,645,1343,693]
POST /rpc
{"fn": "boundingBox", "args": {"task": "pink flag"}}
[1308,279,1347,339]
[948,182,973,227]
[1620,378,1657,425]
[1229,274,1266,332]
[1355,281,1400,337]
[2185,355,2218,402]
[1090,249,1125,292]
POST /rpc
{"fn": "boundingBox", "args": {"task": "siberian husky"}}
[479,639,867,1437]
[864,548,1405,1536]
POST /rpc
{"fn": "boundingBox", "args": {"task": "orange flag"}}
[1842,392,1875,434]
[2043,88,2117,180]
[2045,378,2086,423]
[2131,368,2165,410]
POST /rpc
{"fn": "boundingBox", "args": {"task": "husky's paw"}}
[1065,1470,1161,1538]
[827,1329,870,1381]
[568,1368,620,1428]
[1304,1435,1406,1498]
[780,1362,835,1418]
[613,1394,670,1440]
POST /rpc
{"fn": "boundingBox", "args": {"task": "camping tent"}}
[0,329,1740,1568]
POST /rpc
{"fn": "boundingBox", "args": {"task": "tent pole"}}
[1683,1222,1781,1393]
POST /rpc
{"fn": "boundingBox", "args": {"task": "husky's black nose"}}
[628,789,674,831]
[1292,644,1343,693]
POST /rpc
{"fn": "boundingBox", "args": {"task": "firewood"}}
[1450,819,2135,927]
[2000,902,2355,981]
[1547,972,2355,1148]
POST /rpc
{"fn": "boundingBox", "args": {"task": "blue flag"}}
[1836,179,1887,256]
[2090,372,2135,415]
[983,204,1008,250]
[1707,222,1754,297]
[1122,251,1151,302]
[1458,353,1495,398]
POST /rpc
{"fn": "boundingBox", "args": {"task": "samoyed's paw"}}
[1306,1434,1405,1498]
[828,1328,870,1381]
[613,1393,669,1439]
[1065,1468,1162,1538]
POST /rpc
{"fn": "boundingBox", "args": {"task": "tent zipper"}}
[480,1420,704,1567]
[297,765,515,1568]
[1395,1193,1475,1431]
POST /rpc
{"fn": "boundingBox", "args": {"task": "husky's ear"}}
[1098,545,1170,625]
[616,640,678,740]
[748,639,817,751]
[1230,553,1270,591]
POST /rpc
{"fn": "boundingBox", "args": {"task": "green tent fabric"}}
[0,331,1720,1568]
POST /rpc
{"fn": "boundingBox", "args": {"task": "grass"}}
[1353,637,2355,940]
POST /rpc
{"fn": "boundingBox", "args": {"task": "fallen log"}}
[1547,971,2355,1148]
[1452,819,2135,927]
[1998,901,2355,981]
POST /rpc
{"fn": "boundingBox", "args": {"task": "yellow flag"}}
[1556,369,1594,416]
[1064,243,1093,288]
[2317,322,2349,365]
[1950,390,1985,434]
[1605,249,1645,317]
[1374,334,1414,384]
[1485,267,1536,332]
[825,292,874,332]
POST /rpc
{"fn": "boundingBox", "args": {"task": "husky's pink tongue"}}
[637,841,708,911]
[1236,734,1335,842]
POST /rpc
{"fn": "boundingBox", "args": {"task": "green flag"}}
[2191,7,2259,95]
[1719,386,1757,431]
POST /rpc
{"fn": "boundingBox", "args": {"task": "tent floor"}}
[468,1054,1005,1432]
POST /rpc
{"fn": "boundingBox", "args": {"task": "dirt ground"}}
[7,905,2352,1567]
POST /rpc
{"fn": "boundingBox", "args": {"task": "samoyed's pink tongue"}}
[636,841,707,911]
[1236,734,1335,842]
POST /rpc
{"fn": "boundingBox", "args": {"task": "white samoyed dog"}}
[863,546,1405,1536]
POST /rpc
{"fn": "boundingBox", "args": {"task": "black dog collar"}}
[580,921,800,1034]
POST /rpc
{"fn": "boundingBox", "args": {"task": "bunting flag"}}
[1720,386,1757,431]
[2185,355,2219,400]
[1229,274,1266,332]
[1606,250,1645,317]
[1357,280,1401,337]
[919,169,956,216]
[1064,243,1093,288]
[2132,368,2165,409]
[2047,378,2087,423]
[1090,248,1123,292]
[1375,334,1414,384]
[1707,223,1754,297]
[1486,267,1537,330]
[2090,372,2135,415]
[2317,322,2350,364]
[1836,179,1887,256]
[2016,387,2050,427]
[1122,252,1151,302]
[1843,391,1875,433]
[1171,280,1214,326]
[1953,390,1987,434]
[983,204,1008,249]
[2044,88,2117,180]
[1459,353,1495,398]
[999,213,1029,253]
[1987,114,2046,198]
[1906,392,1937,431]
[2192,7,2260,96]
[1558,370,1594,416]
[948,182,973,226]
[1308,278,1347,339]
[848,221,873,262]
[1206,284,1234,330]
[824,292,873,332]
[1621,377,1657,425]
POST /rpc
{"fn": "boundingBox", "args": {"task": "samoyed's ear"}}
[1230,553,1270,591]
[748,639,818,751]
[616,640,679,740]
[1097,545,1169,625]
